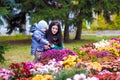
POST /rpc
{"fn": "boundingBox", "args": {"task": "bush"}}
[90,14,120,30]
[0,43,9,63]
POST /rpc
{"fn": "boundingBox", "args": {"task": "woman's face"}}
[51,25,58,35]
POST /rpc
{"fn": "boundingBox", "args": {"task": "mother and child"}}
[30,20,64,63]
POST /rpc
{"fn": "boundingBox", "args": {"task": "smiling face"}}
[51,25,58,35]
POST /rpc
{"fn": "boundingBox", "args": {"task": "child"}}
[30,20,50,63]
[46,20,64,49]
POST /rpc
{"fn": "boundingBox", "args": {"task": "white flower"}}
[73,74,86,80]
[93,39,110,48]
[90,77,99,80]
[58,61,63,65]
[52,58,56,61]
[30,69,36,73]
[87,77,99,80]
[73,74,81,80]
[117,57,120,61]
[79,73,86,79]
[66,78,72,80]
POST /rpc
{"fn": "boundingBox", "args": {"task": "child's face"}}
[42,28,47,32]
[51,25,58,34]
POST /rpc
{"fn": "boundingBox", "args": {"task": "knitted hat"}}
[36,20,48,30]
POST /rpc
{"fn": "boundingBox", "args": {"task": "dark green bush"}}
[0,43,9,63]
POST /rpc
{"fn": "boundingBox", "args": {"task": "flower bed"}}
[0,38,120,80]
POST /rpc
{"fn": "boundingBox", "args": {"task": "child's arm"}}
[33,31,49,44]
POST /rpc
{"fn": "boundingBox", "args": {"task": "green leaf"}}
[0,7,9,16]
[0,19,3,25]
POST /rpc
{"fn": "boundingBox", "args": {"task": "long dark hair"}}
[46,20,62,46]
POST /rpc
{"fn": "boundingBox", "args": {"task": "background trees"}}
[0,0,120,42]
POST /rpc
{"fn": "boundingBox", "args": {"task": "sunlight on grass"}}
[0,45,33,68]
[0,35,31,41]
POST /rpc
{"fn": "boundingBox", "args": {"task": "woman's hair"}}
[46,20,62,46]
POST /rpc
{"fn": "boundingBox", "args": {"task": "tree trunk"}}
[74,20,82,40]
[64,21,70,43]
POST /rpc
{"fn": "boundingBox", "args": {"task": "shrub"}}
[0,43,9,63]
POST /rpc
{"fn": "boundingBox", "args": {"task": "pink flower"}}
[116,74,120,80]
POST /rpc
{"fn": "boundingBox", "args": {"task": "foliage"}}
[54,67,88,80]
[0,7,9,25]
[91,14,109,30]
[91,14,120,30]
[0,43,9,63]
[1,0,120,41]
[0,7,9,16]
[0,6,9,25]
[111,14,120,29]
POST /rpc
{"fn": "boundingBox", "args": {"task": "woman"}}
[46,20,64,50]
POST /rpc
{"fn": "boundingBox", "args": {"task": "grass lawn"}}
[0,35,119,68]
[0,44,32,68]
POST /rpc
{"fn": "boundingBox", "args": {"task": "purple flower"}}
[97,50,112,58]
[90,50,112,58]
[25,62,35,69]
[111,38,120,43]
[41,49,78,61]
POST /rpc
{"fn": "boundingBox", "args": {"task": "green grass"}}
[0,34,31,41]
[0,44,33,68]
[0,35,119,68]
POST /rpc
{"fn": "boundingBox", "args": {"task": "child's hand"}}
[44,45,49,50]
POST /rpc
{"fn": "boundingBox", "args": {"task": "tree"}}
[0,0,63,34]
[0,0,10,25]
[1,0,120,42]
[71,0,120,40]
[0,0,26,34]
[29,0,72,42]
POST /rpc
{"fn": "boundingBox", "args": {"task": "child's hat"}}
[37,20,48,30]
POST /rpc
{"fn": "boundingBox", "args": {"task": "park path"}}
[81,30,120,36]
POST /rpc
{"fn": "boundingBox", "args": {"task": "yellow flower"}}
[98,47,119,56]
[43,75,53,80]
[65,65,70,68]
[77,59,81,63]
[89,62,102,71]
[63,56,68,60]
[32,75,43,80]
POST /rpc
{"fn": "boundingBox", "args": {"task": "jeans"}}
[33,51,42,63]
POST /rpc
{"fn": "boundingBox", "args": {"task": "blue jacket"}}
[30,25,49,55]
